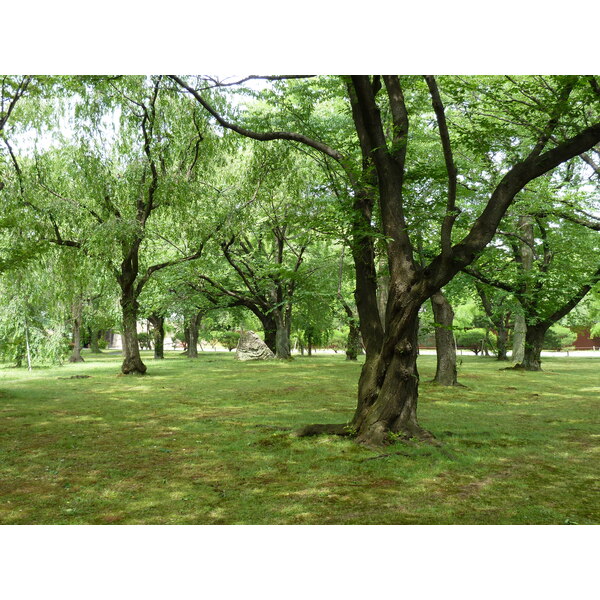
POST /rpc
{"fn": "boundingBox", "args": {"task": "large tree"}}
[173,74,600,445]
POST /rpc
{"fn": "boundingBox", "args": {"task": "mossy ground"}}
[0,350,598,524]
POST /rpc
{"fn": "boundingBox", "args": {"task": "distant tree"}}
[466,191,599,370]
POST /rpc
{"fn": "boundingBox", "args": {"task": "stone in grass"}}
[235,331,275,361]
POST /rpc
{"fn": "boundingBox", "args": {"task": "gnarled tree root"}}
[430,379,467,388]
[294,423,355,438]
[294,422,441,449]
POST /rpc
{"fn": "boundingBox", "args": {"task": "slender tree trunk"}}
[475,283,510,361]
[496,326,509,361]
[513,216,534,363]
[187,312,202,358]
[520,324,548,371]
[345,318,361,361]
[24,316,32,371]
[483,333,491,357]
[149,314,165,359]
[69,299,85,363]
[430,292,458,386]
[183,326,190,353]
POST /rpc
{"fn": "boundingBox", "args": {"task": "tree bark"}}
[430,292,458,385]
[258,313,277,354]
[496,325,509,361]
[186,312,202,358]
[512,314,526,363]
[274,311,292,359]
[520,324,548,371]
[376,261,389,333]
[149,314,165,359]
[513,216,535,363]
[350,307,432,446]
[119,279,146,375]
[69,299,85,363]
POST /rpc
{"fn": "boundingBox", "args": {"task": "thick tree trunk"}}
[350,310,432,446]
[274,312,291,359]
[69,300,85,363]
[520,324,548,371]
[430,291,458,386]
[119,285,146,375]
[149,314,165,360]
[257,313,277,354]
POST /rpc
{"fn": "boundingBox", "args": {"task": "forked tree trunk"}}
[520,324,548,371]
[430,291,458,386]
[69,300,85,363]
[149,314,165,359]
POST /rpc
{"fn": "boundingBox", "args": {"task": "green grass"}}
[0,350,598,524]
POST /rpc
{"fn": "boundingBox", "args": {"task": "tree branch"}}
[424,75,459,257]
[169,75,347,164]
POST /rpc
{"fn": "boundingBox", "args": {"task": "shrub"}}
[543,325,577,351]
[455,328,496,355]
[137,332,153,350]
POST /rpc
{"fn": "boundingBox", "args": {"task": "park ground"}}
[0,351,598,524]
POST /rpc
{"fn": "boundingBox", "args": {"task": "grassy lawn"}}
[0,350,598,524]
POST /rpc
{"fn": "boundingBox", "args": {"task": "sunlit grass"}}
[0,350,598,524]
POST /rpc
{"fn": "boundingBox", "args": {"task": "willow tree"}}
[4,76,227,374]
[172,75,600,445]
